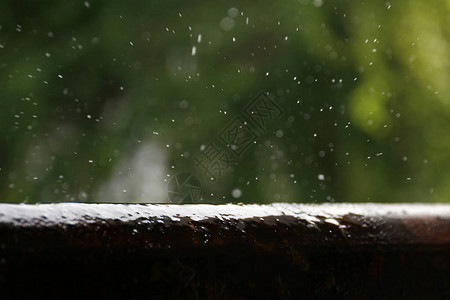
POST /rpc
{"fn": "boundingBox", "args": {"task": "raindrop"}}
[228,7,239,18]
[313,0,323,7]
[231,188,242,198]
[220,17,235,31]
[275,130,283,137]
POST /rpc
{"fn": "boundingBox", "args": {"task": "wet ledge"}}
[1,203,449,299]
[1,203,449,250]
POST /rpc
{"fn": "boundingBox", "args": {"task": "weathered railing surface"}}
[0,203,449,299]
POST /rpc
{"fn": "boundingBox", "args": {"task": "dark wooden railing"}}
[1,203,449,299]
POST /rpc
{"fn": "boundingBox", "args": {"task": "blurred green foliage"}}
[0,0,449,204]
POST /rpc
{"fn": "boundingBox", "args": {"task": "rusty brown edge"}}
[0,203,449,256]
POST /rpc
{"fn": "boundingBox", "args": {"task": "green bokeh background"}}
[0,0,449,204]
